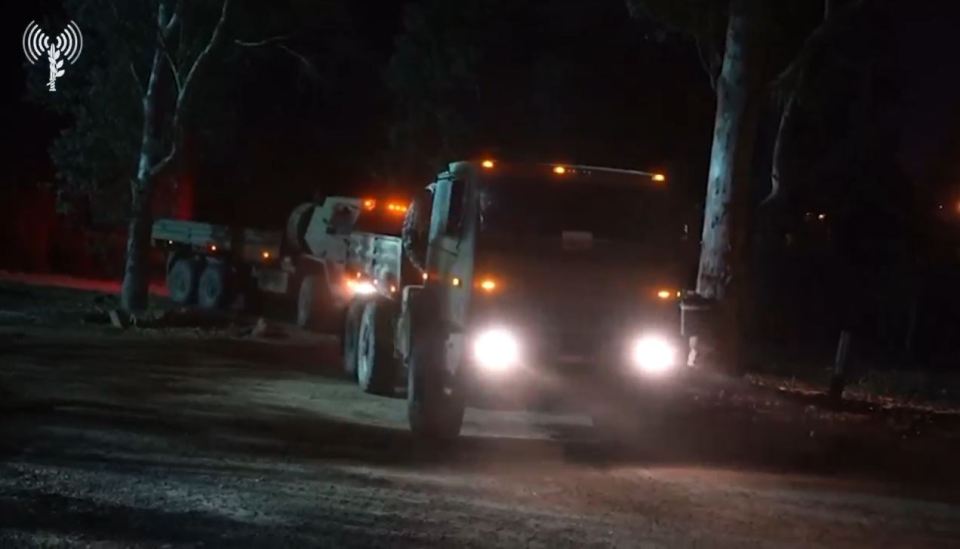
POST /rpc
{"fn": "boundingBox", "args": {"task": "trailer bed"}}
[152,219,282,264]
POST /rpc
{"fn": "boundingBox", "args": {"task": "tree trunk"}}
[120,28,166,312]
[694,0,765,370]
[120,186,153,310]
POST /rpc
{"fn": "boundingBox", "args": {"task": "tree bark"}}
[694,0,765,369]
[120,184,154,310]
[120,6,168,312]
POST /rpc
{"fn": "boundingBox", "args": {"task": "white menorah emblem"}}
[22,20,83,92]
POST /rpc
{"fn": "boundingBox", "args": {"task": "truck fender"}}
[166,249,197,273]
[396,285,423,366]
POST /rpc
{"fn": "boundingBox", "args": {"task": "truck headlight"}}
[346,278,377,296]
[473,328,520,372]
[630,335,677,375]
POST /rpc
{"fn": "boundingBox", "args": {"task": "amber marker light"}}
[477,278,499,293]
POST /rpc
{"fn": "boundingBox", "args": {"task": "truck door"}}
[425,162,479,334]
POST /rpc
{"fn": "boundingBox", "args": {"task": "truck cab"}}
[396,160,686,438]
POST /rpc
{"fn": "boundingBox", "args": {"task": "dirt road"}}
[2,282,960,547]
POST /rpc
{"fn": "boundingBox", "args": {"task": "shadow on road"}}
[7,389,960,496]
[0,486,410,548]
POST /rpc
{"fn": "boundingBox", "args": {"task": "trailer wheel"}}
[406,294,464,440]
[167,257,202,305]
[297,274,333,330]
[356,300,399,396]
[197,262,230,310]
[342,300,366,378]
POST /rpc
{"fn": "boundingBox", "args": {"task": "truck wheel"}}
[407,350,465,440]
[167,257,202,305]
[197,262,230,310]
[356,300,399,396]
[342,301,366,378]
[406,314,464,440]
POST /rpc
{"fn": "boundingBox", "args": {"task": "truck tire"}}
[297,274,333,330]
[356,300,399,396]
[197,262,230,310]
[407,339,465,440]
[167,257,202,305]
[342,300,366,378]
[406,293,464,440]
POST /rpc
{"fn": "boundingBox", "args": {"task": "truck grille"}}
[556,331,600,357]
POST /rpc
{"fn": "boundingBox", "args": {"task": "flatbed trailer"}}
[151,196,408,330]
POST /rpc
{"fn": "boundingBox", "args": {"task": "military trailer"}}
[151,196,409,331]
[341,161,688,439]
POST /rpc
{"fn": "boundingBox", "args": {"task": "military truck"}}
[151,196,409,332]
[342,161,688,439]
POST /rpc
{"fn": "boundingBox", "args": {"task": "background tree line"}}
[21,0,960,372]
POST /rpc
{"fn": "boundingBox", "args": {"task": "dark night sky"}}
[2,1,958,200]
[895,1,960,183]
[1,1,68,184]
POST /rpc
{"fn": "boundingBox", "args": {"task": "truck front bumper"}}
[452,323,692,407]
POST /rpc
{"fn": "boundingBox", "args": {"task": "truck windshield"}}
[478,177,674,243]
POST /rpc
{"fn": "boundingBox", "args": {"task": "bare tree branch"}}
[764,0,870,207]
[278,44,320,82]
[108,0,146,97]
[234,35,292,48]
[149,143,177,179]
[157,29,183,95]
[177,0,232,113]
[695,36,718,91]
[153,0,232,180]
[129,62,144,97]
[773,0,868,91]
[163,0,181,36]
[234,35,319,84]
